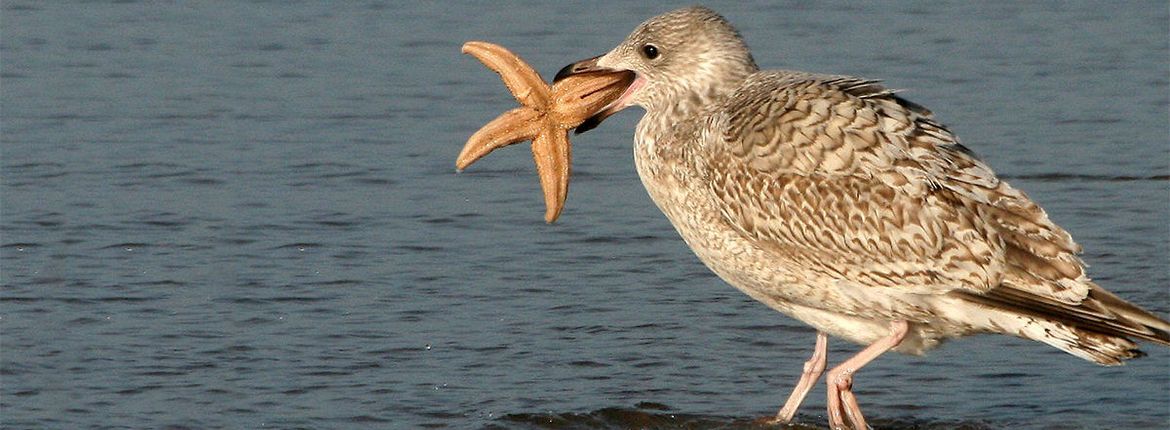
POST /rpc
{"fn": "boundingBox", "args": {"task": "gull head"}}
[555,6,759,133]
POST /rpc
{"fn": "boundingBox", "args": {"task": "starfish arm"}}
[462,41,552,109]
[457,107,542,171]
[459,41,632,222]
[531,126,571,223]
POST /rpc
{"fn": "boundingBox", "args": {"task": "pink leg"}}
[774,331,828,423]
[825,321,909,430]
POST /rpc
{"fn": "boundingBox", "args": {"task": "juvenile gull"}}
[555,6,1170,429]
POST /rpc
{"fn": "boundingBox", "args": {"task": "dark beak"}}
[554,56,633,134]
[554,56,602,83]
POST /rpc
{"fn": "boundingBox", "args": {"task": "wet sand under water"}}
[488,404,996,430]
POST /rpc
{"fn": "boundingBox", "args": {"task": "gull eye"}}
[641,44,659,60]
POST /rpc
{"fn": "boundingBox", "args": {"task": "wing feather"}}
[707,72,1008,294]
[703,72,1169,345]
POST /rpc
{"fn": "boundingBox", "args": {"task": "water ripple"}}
[1002,173,1169,182]
[488,406,997,430]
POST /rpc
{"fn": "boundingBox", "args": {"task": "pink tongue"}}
[609,75,644,112]
[575,76,644,134]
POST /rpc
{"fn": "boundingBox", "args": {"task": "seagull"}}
[553,6,1170,429]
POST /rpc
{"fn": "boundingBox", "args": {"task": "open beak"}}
[554,56,640,134]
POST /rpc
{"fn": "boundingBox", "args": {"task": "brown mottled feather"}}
[704,72,1169,354]
[592,6,1169,366]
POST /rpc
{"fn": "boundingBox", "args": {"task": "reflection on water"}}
[489,404,995,430]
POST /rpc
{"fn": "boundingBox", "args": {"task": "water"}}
[2,1,1167,429]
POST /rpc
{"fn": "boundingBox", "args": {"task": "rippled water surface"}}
[3,2,1168,429]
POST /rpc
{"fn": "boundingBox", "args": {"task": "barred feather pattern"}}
[632,70,1168,363]
[610,6,1170,365]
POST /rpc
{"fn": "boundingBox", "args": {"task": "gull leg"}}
[774,331,828,423]
[825,320,909,430]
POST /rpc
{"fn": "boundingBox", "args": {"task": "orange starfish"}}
[457,41,634,223]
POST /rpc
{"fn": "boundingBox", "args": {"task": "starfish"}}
[457,41,634,223]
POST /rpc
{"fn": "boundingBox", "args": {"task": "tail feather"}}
[1031,321,1143,366]
[952,282,1170,365]
[1085,285,1170,344]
